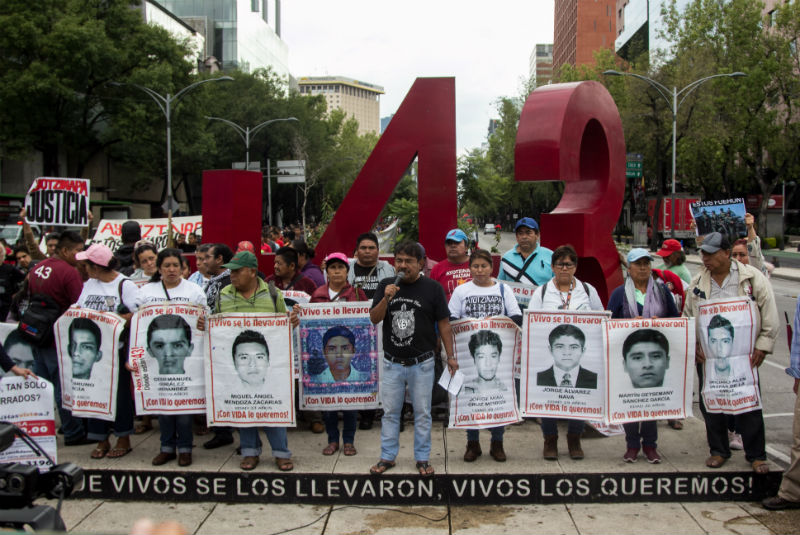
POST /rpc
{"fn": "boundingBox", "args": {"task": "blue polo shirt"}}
[497,244,554,286]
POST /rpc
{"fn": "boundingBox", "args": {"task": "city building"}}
[140,1,206,69]
[553,0,616,71]
[615,0,691,63]
[298,76,385,135]
[529,43,554,87]
[158,0,289,79]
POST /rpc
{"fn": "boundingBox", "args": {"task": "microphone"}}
[393,272,405,286]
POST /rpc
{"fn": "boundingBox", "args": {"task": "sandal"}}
[416,461,435,477]
[752,460,770,474]
[322,442,339,456]
[370,460,395,475]
[343,443,357,456]
[240,456,260,471]
[107,447,132,459]
[276,458,294,472]
[90,445,110,459]
[667,419,684,430]
[705,455,727,468]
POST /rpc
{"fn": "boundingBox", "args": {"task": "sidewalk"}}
[682,253,800,282]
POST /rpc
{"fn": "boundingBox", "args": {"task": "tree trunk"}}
[42,144,60,176]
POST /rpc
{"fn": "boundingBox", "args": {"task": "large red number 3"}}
[515,81,625,303]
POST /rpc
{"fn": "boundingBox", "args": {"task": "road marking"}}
[766,444,791,465]
[763,413,794,418]
[762,359,787,371]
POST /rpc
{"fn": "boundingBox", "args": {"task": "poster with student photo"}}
[55,307,124,421]
[0,323,35,378]
[520,310,609,421]
[205,312,294,427]
[697,298,761,414]
[298,302,380,410]
[604,317,695,425]
[689,198,746,238]
[449,317,520,429]
[129,303,206,415]
[0,377,57,471]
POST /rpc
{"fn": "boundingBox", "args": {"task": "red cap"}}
[656,239,682,257]
[236,241,255,253]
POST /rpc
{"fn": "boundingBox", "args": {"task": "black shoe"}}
[359,419,374,430]
[762,495,800,510]
[203,435,234,449]
[64,435,93,446]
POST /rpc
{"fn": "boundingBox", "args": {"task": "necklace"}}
[558,279,575,310]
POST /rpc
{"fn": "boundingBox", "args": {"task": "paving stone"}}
[197,503,329,534]
[682,502,775,534]
[68,501,214,534]
[567,502,704,535]
[450,504,577,534]
[324,505,449,535]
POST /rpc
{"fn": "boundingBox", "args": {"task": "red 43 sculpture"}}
[202,78,624,303]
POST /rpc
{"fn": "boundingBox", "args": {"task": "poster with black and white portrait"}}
[449,317,521,429]
[697,298,761,414]
[0,323,35,378]
[55,307,124,421]
[129,303,206,415]
[298,302,381,410]
[0,377,57,471]
[604,317,695,425]
[205,312,294,427]
[520,310,609,420]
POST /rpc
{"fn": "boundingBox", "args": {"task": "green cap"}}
[222,250,258,270]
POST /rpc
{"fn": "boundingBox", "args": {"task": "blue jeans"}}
[87,364,134,441]
[379,356,435,462]
[624,420,657,449]
[323,410,357,444]
[159,415,194,453]
[541,418,585,437]
[238,427,291,458]
[31,342,84,441]
[466,427,505,442]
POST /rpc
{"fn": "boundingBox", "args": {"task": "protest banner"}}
[24,177,89,227]
[689,198,746,238]
[282,290,311,305]
[298,302,381,411]
[0,377,57,471]
[205,313,295,426]
[501,280,536,310]
[449,317,520,429]
[129,303,206,415]
[697,297,761,414]
[604,317,695,425]
[90,216,202,252]
[520,310,609,421]
[0,323,35,378]
[55,307,124,421]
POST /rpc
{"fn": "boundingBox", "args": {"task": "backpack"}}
[18,293,63,346]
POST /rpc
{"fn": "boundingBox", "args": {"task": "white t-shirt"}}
[527,278,604,311]
[137,279,207,307]
[76,274,140,313]
[448,280,522,320]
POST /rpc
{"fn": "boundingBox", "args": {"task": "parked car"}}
[484,223,497,235]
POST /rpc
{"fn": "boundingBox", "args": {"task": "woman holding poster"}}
[74,244,140,460]
[449,248,521,462]
[303,252,369,456]
[608,248,679,464]
[528,245,604,461]
[137,248,207,467]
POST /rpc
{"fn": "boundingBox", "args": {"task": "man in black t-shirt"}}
[368,241,457,476]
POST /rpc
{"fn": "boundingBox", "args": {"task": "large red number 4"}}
[515,81,625,303]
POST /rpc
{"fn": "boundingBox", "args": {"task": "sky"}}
[281,1,555,155]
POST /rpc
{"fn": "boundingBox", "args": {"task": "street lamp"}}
[204,116,298,169]
[109,76,234,245]
[602,70,746,239]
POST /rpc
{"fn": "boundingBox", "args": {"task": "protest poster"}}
[55,307,124,421]
[689,198,746,238]
[520,310,609,421]
[604,317,695,425]
[205,313,295,427]
[0,323,35,378]
[24,177,89,227]
[282,290,311,306]
[90,216,202,252]
[129,303,206,415]
[697,298,761,414]
[298,302,381,411]
[501,280,536,310]
[0,377,57,471]
[449,317,521,429]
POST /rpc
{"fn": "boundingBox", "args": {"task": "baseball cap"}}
[656,239,683,257]
[626,248,652,263]
[76,243,113,267]
[699,232,731,254]
[445,228,468,243]
[222,250,258,270]
[236,241,255,253]
[514,217,539,232]
[323,252,349,268]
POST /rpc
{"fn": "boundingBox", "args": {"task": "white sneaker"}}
[728,431,744,450]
